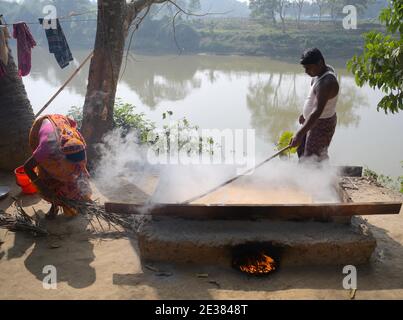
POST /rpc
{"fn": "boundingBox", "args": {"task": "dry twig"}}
[0,203,48,236]
[55,197,133,232]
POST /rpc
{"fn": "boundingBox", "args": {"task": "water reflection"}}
[120,56,202,109]
[25,50,368,137]
[336,77,368,128]
[245,70,368,143]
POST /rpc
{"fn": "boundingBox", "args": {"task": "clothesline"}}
[0,9,97,26]
[1,11,79,77]
[0,18,98,26]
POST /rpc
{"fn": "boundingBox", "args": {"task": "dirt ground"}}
[1,170,403,300]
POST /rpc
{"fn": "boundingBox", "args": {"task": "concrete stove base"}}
[137,217,376,267]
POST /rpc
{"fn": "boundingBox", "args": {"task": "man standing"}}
[290,48,339,162]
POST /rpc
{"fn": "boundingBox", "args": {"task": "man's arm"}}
[290,77,335,147]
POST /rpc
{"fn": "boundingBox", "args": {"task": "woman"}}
[24,114,92,219]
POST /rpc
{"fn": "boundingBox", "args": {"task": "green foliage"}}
[156,110,216,156]
[347,0,403,113]
[67,106,83,128]
[67,102,214,156]
[363,167,401,192]
[68,99,155,143]
[276,131,297,158]
[113,99,155,142]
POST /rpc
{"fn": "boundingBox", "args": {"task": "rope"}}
[0,18,98,26]
[0,9,97,26]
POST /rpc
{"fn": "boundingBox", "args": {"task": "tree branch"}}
[167,0,230,17]
[126,0,168,24]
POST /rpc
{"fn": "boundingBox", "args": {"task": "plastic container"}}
[15,166,38,195]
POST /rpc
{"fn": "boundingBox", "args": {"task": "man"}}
[290,48,339,162]
[24,114,92,219]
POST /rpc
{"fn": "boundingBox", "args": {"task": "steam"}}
[92,129,340,205]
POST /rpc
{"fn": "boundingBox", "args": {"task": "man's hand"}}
[299,114,305,125]
[290,131,304,148]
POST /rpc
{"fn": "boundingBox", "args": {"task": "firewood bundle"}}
[0,203,48,236]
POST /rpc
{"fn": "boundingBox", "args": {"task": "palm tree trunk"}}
[0,48,35,170]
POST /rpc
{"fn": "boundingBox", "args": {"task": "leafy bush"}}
[113,99,155,142]
[276,131,297,159]
[347,0,403,113]
[67,99,154,143]
[67,100,215,156]
[363,167,401,192]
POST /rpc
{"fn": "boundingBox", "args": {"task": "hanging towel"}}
[39,18,73,69]
[12,22,36,77]
[0,25,10,66]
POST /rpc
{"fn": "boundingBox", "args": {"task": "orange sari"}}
[29,114,92,216]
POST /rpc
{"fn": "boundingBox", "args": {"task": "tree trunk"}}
[318,5,322,24]
[81,0,128,162]
[297,4,303,29]
[279,6,286,33]
[0,48,35,171]
[281,16,285,33]
[271,9,276,24]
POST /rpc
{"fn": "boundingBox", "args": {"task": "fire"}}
[237,252,276,275]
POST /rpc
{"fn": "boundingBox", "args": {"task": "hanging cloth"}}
[0,25,10,66]
[12,22,36,77]
[39,18,73,69]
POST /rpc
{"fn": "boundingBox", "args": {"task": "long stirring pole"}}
[35,51,94,118]
[181,145,292,204]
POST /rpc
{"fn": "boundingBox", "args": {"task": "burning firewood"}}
[234,252,276,276]
[232,244,279,276]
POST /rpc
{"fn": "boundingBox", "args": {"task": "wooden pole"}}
[35,51,94,118]
[104,201,402,220]
[182,145,292,204]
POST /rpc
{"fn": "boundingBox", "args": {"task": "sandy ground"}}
[1,170,403,300]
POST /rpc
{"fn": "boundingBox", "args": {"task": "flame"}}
[238,253,276,275]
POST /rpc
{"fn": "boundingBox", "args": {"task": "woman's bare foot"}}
[45,204,59,220]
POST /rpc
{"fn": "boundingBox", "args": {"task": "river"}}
[21,47,403,178]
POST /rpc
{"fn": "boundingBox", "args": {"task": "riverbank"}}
[24,18,384,60]
[183,19,382,59]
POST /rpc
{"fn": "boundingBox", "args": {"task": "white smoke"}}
[92,129,341,205]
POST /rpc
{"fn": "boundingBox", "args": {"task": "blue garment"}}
[39,18,73,69]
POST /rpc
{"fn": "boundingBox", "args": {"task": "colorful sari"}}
[29,114,92,216]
